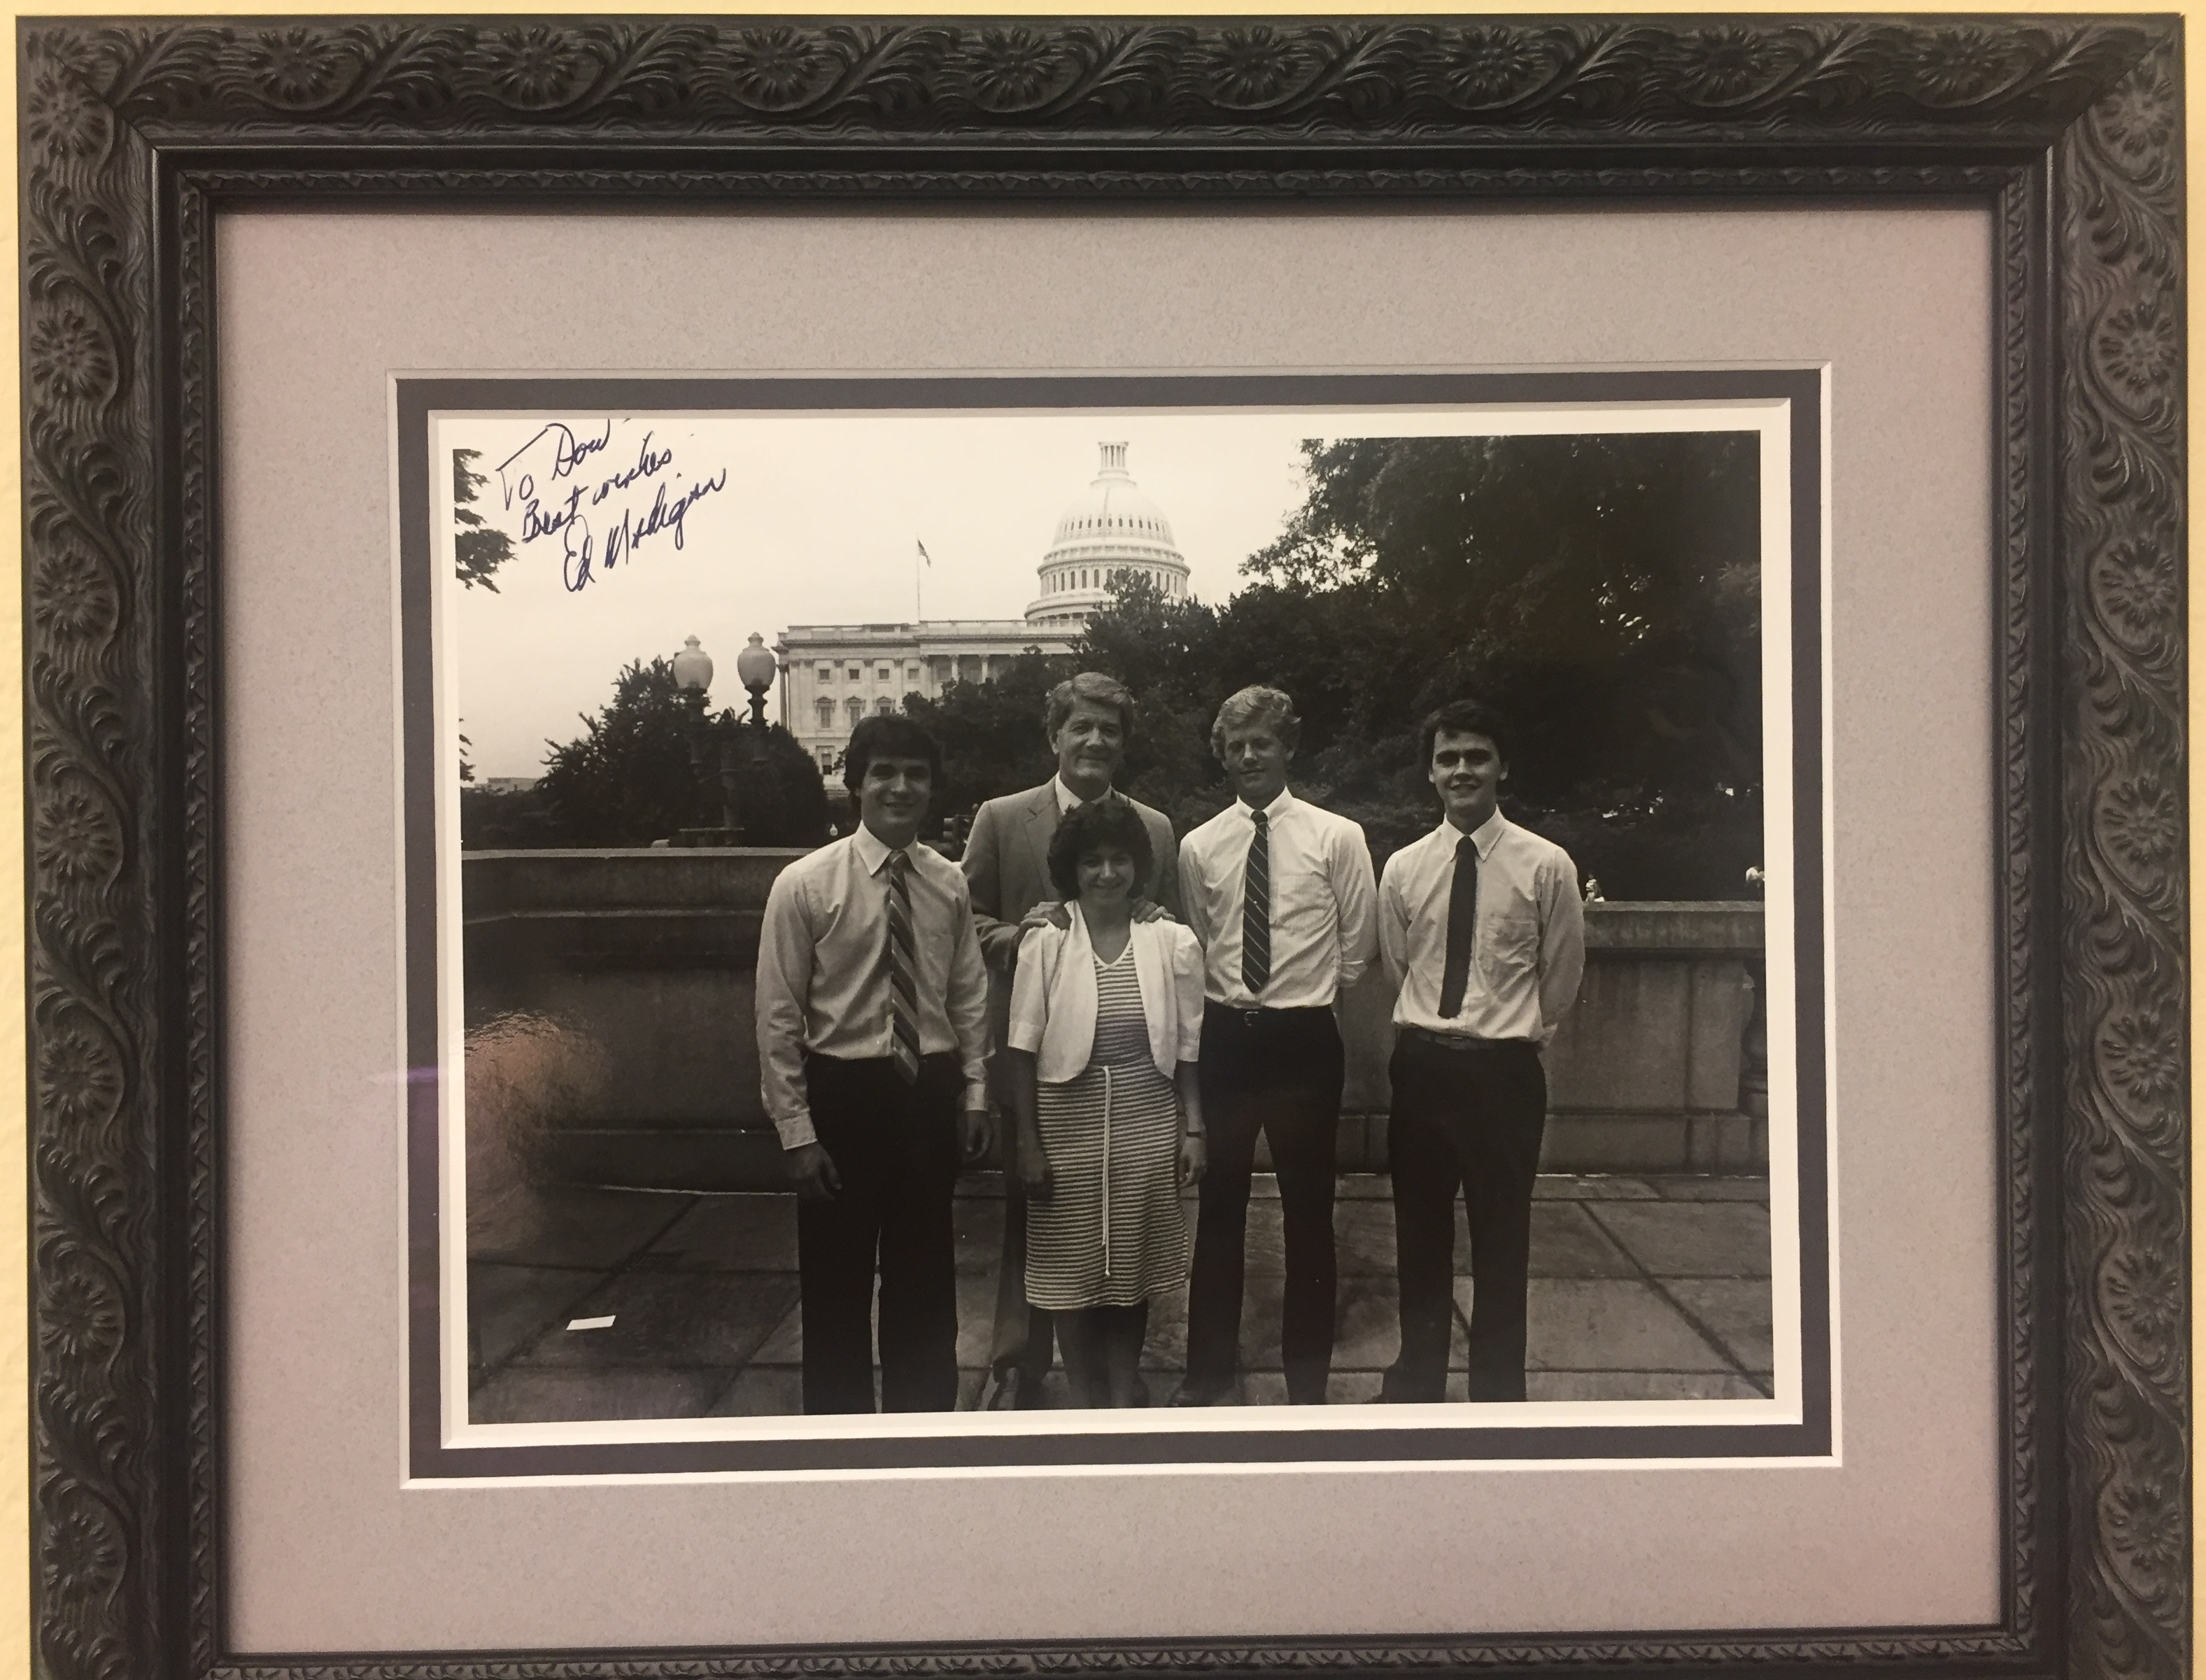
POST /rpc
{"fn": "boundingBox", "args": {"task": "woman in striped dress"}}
[1005,800,1207,1408]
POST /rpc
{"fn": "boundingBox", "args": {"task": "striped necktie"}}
[1240,807,1271,998]
[884,850,921,1085]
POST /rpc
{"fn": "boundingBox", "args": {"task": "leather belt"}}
[1399,1024,1526,1053]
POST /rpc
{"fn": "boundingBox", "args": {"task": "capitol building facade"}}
[776,442,1192,771]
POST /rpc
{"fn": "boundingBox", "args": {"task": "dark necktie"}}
[1438,835,1480,1019]
[1240,808,1271,998]
[884,851,921,1085]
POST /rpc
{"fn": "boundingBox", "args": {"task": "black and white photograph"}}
[23,12,2182,1670]
[409,374,1825,1471]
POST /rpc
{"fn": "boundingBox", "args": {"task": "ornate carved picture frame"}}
[18,12,2188,1679]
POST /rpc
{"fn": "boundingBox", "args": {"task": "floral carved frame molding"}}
[16,11,2190,1680]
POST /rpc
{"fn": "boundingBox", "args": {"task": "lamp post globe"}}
[672,634,714,694]
[735,631,778,726]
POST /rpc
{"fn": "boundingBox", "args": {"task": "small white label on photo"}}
[566,1315,616,1331]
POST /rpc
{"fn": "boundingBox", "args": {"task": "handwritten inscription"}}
[495,421,728,592]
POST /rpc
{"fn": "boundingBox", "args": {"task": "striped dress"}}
[1025,944,1191,1311]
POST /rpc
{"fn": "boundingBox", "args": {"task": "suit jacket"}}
[961,781,1181,973]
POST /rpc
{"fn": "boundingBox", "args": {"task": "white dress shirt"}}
[755,826,991,1149]
[1378,810,1585,1045]
[1007,908,1206,1084]
[1177,788,1378,1010]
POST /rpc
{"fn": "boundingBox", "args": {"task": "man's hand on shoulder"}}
[785,1141,840,1202]
[1018,898,1073,933]
[1131,898,1174,924]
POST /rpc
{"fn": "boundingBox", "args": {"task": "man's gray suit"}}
[961,780,1180,1383]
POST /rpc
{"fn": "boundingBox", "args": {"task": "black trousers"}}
[1387,1033,1546,1402]
[1185,1003,1344,1404]
[798,1051,962,1414]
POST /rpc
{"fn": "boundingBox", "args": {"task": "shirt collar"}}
[1054,775,1117,815]
[851,824,904,875]
[1236,786,1296,821]
[1440,807,1508,860]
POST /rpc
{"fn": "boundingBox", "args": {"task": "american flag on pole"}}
[917,539,933,566]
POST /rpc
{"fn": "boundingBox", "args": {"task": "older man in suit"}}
[962,670,1180,1409]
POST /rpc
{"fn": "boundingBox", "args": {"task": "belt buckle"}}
[1240,1008,1264,1029]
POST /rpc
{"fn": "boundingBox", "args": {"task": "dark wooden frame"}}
[17,11,2189,1679]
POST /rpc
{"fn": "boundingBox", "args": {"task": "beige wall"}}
[1,1,2196,1674]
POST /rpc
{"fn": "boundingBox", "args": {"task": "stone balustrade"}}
[462,848,1766,1191]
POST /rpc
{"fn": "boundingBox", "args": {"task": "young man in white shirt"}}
[1377,699,1585,1403]
[755,714,993,1413]
[960,672,1180,1410]
[1175,686,1378,1406]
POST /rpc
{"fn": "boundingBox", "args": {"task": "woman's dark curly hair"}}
[1046,798,1154,902]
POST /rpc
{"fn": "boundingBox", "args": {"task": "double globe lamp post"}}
[671,632,779,846]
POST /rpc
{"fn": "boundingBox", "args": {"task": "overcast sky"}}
[439,411,1322,779]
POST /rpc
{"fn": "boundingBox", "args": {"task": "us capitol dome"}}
[1025,442,1192,628]
[772,441,1190,772]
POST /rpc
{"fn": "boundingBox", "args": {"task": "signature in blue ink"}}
[495,421,613,539]
[490,419,728,593]
[561,470,730,593]
[591,432,677,504]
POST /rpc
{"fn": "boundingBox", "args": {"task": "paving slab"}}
[1583,1201,1772,1278]
[510,1270,799,1370]
[952,1195,1007,1272]
[749,1299,802,1367]
[467,1262,611,1374]
[1330,1273,1404,1371]
[1662,1278,1774,1374]
[1234,1201,1287,1275]
[1233,1273,1287,1369]
[1336,1199,1397,1275]
[637,1194,797,1272]
[1528,1370,1769,1402]
[1140,1288,1189,1371]
[1532,1176,1659,1201]
[1240,1371,1473,1405]
[1526,1203,1637,1278]
[1646,1176,1773,1203]
[471,1366,730,1423]
[707,1367,806,1418]
[952,1268,998,1370]
[1512,1278,1734,1372]
[469,1184,694,1269]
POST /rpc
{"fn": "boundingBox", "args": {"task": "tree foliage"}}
[454,448,516,592]
[915,431,1767,897]
[529,657,827,848]
[902,651,1071,826]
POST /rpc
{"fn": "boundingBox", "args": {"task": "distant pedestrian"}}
[1378,698,1585,1403]
[755,714,993,1413]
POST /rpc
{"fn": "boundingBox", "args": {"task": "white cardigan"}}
[1006,910,1206,1084]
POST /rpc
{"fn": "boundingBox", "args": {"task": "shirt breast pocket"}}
[1270,865,1334,926]
[1482,908,1541,982]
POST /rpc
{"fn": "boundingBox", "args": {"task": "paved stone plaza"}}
[467,1173,1773,1419]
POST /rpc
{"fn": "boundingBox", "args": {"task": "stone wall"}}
[462,848,1765,1190]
